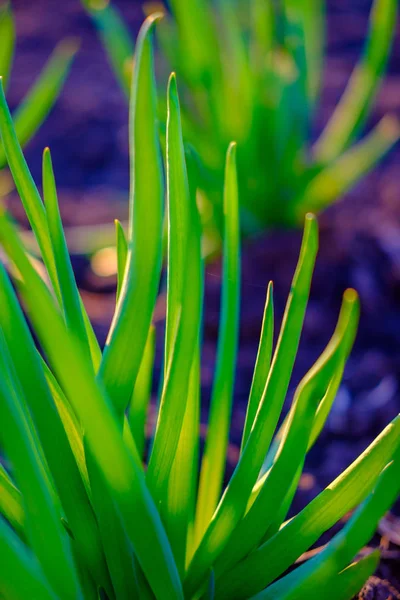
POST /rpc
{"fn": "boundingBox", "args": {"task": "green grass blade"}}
[0,87,101,368]
[43,147,92,361]
[193,141,240,546]
[251,362,346,546]
[0,516,57,600]
[20,217,130,257]
[44,144,100,370]
[128,325,156,459]
[0,464,25,539]
[146,79,203,519]
[85,442,140,600]
[76,566,99,600]
[99,15,164,418]
[166,345,201,575]
[254,284,358,496]
[322,551,380,600]
[0,336,81,599]
[167,143,204,570]
[259,464,303,543]
[82,0,134,96]
[214,291,359,578]
[0,263,111,593]
[241,281,274,452]
[0,211,183,599]
[115,218,128,301]
[215,414,400,599]
[163,72,192,376]
[185,215,317,597]
[315,0,397,162]
[308,359,346,448]
[0,39,77,169]
[81,300,102,371]
[122,415,144,469]
[0,2,15,92]
[257,358,345,498]
[40,358,89,491]
[255,458,400,599]
[0,80,61,301]
[298,115,400,220]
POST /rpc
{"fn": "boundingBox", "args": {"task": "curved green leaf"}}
[193,141,240,547]
[0,516,57,600]
[215,414,400,599]
[0,2,15,92]
[0,464,24,539]
[0,210,183,600]
[241,281,274,452]
[43,147,93,363]
[0,39,77,169]
[185,215,317,597]
[115,218,128,301]
[147,76,203,527]
[315,0,398,162]
[255,458,399,599]
[0,263,110,593]
[214,290,359,578]
[0,333,81,599]
[99,14,164,418]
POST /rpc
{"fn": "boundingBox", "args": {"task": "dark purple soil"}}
[4,0,400,597]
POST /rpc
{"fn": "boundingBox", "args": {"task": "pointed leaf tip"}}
[42,147,51,162]
[142,11,164,31]
[305,212,317,223]
[226,142,237,171]
[343,288,359,304]
[167,72,179,101]
[132,12,163,68]
[228,141,237,154]
[303,213,319,247]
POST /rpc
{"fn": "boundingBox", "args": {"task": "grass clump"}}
[0,15,399,600]
[83,0,399,234]
[0,1,76,198]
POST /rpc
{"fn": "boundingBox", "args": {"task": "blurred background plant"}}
[0,2,76,200]
[82,0,399,245]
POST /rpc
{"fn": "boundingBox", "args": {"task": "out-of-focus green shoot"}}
[0,1,77,197]
[82,0,399,244]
